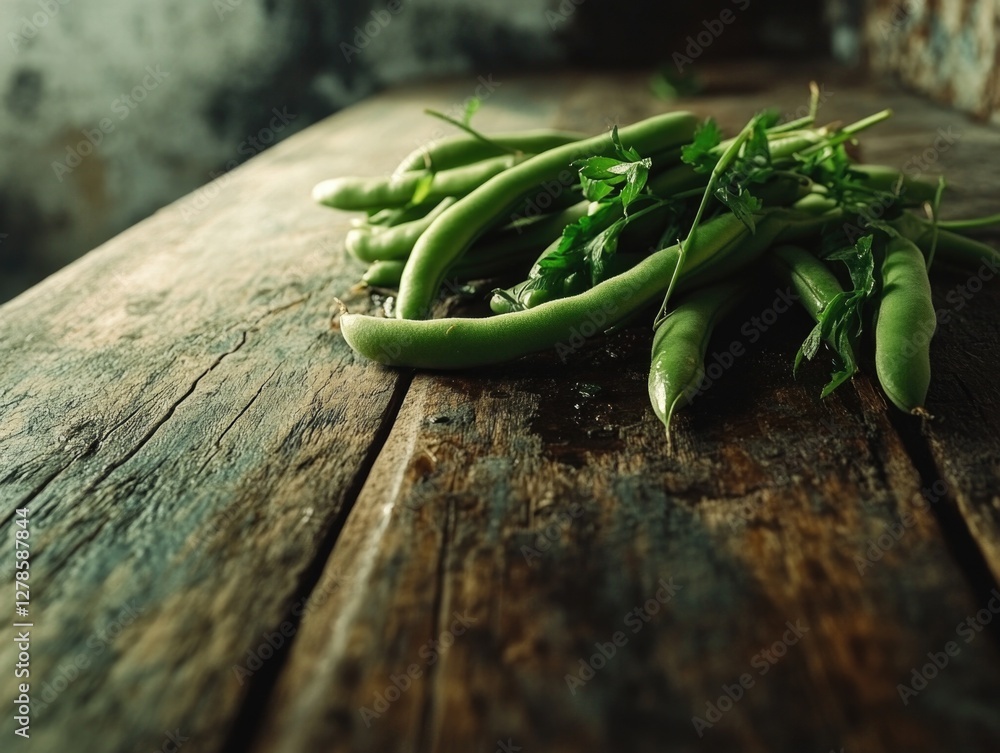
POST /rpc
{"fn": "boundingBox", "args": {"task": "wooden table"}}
[3,64,1000,753]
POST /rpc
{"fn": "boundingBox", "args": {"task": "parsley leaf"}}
[681,119,722,173]
[795,235,877,396]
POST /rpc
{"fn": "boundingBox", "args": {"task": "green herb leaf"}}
[462,97,481,125]
[796,235,875,396]
[681,119,723,172]
[409,172,435,206]
[573,129,652,211]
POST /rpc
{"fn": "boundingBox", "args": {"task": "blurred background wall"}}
[7,0,993,302]
[863,0,1000,122]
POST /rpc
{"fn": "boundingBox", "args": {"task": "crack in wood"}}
[78,330,250,498]
[195,367,282,476]
[889,409,1000,651]
[417,495,456,752]
[217,368,415,753]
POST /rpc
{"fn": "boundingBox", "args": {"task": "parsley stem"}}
[423,108,522,155]
[656,116,758,326]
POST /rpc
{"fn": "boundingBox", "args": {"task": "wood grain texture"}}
[1,65,999,753]
[249,68,1000,753]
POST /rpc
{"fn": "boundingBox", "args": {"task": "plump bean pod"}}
[361,201,441,228]
[395,111,701,319]
[849,164,939,205]
[648,279,749,434]
[340,208,833,368]
[313,154,521,211]
[889,214,1000,271]
[360,206,589,288]
[346,197,458,263]
[767,244,845,322]
[915,228,1000,272]
[874,236,936,413]
[362,260,406,287]
[395,129,584,173]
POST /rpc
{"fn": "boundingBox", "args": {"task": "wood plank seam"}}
[218,368,416,753]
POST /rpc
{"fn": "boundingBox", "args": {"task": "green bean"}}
[874,236,936,413]
[648,279,749,435]
[313,154,521,210]
[360,205,589,288]
[890,214,1000,271]
[362,260,406,287]
[340,209,832,368]
[469,201,590,258]
[346,197,458,263]
[362,201,442,228]
[768,244,845,322]
[395,111,701,319]
[849,165,939,205]
[395,129,584,173]
[768,244,855,391]
[915,228,1000,271]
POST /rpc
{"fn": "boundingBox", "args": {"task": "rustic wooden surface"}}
[2,64,1000,753]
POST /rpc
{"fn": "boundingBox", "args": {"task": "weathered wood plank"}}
[249,72,1000,753]
[922,268,1000,580]
[0,83,523,753]
[2,66,998,753]
[252,311,1000,753]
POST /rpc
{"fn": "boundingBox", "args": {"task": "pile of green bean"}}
[317,102,1000,436]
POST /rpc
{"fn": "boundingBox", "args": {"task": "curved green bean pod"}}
[849,164,939,205]
[648,279,749,434]
[768,244,845,322]
[874,236,936,413]
[889,214,1000,271]
[395,129,585,173]
[313,154,521,210]
[360,204,590,287]
[340,208,835,368]
[346,197,458,263]
[395,111,701,319]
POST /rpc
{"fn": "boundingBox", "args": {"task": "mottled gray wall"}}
[0,0,825,301]
[862,0,1000,123]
